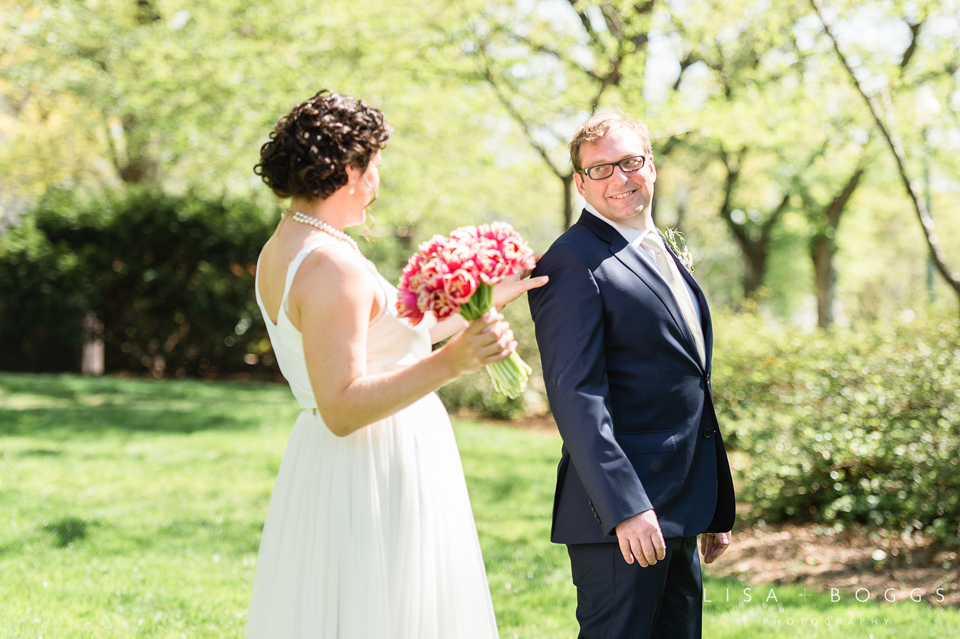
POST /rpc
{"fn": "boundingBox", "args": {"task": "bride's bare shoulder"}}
[258,231,370,324]
[290,242,376,317]
[296,242,368,284]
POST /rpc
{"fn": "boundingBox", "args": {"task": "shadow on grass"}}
[1,405,258,436]
[0,372,287,402]
[0,373,294,435]
[44,516,90,548]
[18,448,64,457]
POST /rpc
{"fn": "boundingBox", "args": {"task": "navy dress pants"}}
[567,536,702,639]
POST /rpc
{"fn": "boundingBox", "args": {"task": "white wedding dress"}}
[246,237,499,638]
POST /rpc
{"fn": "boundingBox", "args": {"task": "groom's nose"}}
[608,165,631,184]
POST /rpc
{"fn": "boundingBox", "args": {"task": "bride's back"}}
[256,225,310,328]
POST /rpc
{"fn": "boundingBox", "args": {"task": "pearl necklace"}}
[289,211,361,254]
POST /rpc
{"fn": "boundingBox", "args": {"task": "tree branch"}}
[103,119,122,176]
[718,146,749,248]
[567,0,656,112]
[497,26,603,81]
[673,52,700,91]
[566,0,608,60]
[809,0,960,305]
[480,58,566,180]
[656,129,690,156]
[900,18,923,74]
[761,193,791,239]
[592,57,622,112]
[823,157,867,229]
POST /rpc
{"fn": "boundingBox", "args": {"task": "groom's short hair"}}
[569,111,653,173]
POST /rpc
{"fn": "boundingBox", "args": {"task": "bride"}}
[245,90,546,638]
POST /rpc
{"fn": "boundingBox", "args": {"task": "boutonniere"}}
[660,228,694,273]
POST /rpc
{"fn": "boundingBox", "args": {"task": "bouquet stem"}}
[458,283,531,399]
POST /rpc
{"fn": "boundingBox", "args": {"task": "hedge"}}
[712,310,960,543]
[0,189,278,377]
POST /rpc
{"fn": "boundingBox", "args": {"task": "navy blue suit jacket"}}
[528,211,736,545]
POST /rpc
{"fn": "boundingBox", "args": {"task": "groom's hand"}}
[699,531,731,564]
[615,510,666,567]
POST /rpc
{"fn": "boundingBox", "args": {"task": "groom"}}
[528,112,736,639]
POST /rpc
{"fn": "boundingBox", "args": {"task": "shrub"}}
[0,215,89,371]
[0,188,278,377]
[713,310,960,543]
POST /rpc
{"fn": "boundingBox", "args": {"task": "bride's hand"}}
[442,311,516,376]
[493,254,548,311]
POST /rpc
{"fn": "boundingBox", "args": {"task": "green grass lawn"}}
[2,373,958,638]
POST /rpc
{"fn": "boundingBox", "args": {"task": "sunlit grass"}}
[0,374,297,638]
[2,373,958,638]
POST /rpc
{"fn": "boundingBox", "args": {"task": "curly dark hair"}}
[254,90,392,200]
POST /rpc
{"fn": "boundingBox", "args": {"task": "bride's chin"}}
[343,211,365,229]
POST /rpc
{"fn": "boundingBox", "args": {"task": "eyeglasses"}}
[579,155,647,180]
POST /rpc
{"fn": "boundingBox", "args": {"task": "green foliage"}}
[4,0,960,323]
[0,215,89,370]
[0,189,278,376]
[0,0,562,249]
[714,310,960,543]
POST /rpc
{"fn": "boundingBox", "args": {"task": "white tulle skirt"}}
[244,392,499,639]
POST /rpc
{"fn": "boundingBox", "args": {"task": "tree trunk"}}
[742,243,767,299]
[674,184,690,233]
[106,114,158,184]
[806,162,865,328]
[81,312,105,375]
[650,187,659,227]
[562,173,575,229]
[811,234,836,328]
[717,146,788,300]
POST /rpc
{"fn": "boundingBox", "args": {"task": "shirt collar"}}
[583,202,658,248]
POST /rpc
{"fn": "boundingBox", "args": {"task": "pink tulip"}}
[443,269,478,305]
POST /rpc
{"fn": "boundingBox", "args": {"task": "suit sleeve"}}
[528,244,652,536]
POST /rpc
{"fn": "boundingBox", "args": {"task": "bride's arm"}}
[291,248,516,437]
[425,314,468,345]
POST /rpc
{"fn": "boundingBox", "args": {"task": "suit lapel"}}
[664,240,713,372]
[578,212,705,372]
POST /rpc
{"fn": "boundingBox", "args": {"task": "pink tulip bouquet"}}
[396,222,537,399]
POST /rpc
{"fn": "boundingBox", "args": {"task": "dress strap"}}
[281,238,336,316]
[254,249,266,308]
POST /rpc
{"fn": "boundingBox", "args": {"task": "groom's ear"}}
[574,171,585,196]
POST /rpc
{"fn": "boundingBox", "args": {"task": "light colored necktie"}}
[639,233,706,366]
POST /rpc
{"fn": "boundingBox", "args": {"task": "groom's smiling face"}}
[574,124,657,230]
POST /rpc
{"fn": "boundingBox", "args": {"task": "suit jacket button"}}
[703,428,714,439]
